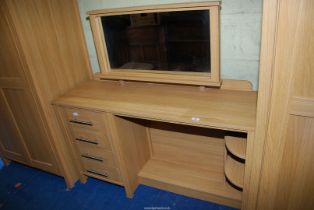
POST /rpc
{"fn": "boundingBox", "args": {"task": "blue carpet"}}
[0,162,236,210]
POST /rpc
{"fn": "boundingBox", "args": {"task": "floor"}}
[0,161,236,210]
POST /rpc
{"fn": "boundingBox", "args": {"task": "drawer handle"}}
[70,119,93,126]
[81,154,104,162]
[86,169,108,178]
[75,137,98,145]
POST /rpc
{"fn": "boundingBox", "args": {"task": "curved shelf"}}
[225,136,246,160]
[224,155,245,189]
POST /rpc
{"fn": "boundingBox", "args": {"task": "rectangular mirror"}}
[101,10,210,72]
[88,2,221,86]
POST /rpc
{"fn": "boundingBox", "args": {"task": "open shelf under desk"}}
[138,158,242,208]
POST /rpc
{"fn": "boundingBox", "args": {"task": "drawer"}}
[76,143,116,168]
[71,126,111,150]
[64,107,106,130]
[81,157,121,182]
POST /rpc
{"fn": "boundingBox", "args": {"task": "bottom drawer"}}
[81,157,121,182]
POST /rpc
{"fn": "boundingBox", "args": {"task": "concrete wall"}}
[77,0,262,90]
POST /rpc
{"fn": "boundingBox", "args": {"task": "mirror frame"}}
[88,2,221,86]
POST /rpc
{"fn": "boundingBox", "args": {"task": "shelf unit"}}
[225,136,247,160]
[224,156,245,189]
[139,158,242,208]
[224,136,247,191]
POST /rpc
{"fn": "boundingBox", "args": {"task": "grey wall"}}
[77,0,262,90]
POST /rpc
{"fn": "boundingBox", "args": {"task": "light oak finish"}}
[240,0,280,208]
[139,158,242,208]
[0,91,29,164]
[225,136,246,160]
[0,0,92,187]
[71,127,111,150]
[255,0,314,209]
[224,155,245,189]
[89,2,221,87]
[88,2,220,16]
[66,107,108,131]
[61,107,124,187]
[76,144,116,168]
[53,80,257,132]
[150,123,225,171]
[108,115,151,198]
[81,157,121,183]
[289,96,314,118]
[0,1,58,173]
[53,80,256,207]
[221,80,253,91]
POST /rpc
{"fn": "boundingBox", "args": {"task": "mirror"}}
[101,10,211,73]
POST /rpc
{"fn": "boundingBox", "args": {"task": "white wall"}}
[77,0,262,90]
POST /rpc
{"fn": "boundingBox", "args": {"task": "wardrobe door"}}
[255,0,314,209]
[0,92,29,164]
[0,2,59,174]
[0,2,29,164]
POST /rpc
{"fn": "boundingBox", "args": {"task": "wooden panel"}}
[65,107,107,131]
[224,155,244,189]
[225,136,246,160]
[150,122,225,172]
[289,97,314,118]
[76,143,116,168]
[5,0,91,186]
[6,0,91,101]
[108,115,150,197]
[53,80,257,132]
[71,126,112,150]
[2,88,58,173]
[0,91,28,163]
[256,0,314,209]
[53,106,86,187]
[242,0,281,208]
[272,116,314,209]
[88,2,220,16]
[0,3,22,78]
[139,158,241,208]
[221,80,253,91]
[81,157,121,183]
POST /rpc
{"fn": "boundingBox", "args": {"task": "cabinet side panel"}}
[5,0,92,183]
[108,115,150,197]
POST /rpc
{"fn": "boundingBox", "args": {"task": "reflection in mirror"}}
[101,10,211,73]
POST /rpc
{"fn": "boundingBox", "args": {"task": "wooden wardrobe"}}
[0,0,91,187]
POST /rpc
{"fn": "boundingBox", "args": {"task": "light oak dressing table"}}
[53,80,257,209]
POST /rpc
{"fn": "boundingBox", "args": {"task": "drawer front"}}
[81,157,121,182]
[71,126,111,150]
[76,143,116,168]
[65,107,106,130]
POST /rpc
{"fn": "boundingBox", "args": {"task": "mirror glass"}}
[101,10,211,73]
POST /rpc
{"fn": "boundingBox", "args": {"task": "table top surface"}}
[53,80,257,132]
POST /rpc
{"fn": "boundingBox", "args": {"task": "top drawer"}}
[64,107,106,130]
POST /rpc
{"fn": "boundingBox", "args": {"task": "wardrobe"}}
[0,0,91,187]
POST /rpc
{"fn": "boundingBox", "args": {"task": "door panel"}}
[274,116,314,209]
[0,91,28,163]
[2,89,54,165]
[0,3,22,78]
[0,1,58,174]
[256,0,314,209]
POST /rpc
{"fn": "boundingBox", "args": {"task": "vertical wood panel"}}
[1,0,92,186]
[256,0,314,209]
[0,91,29,163]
